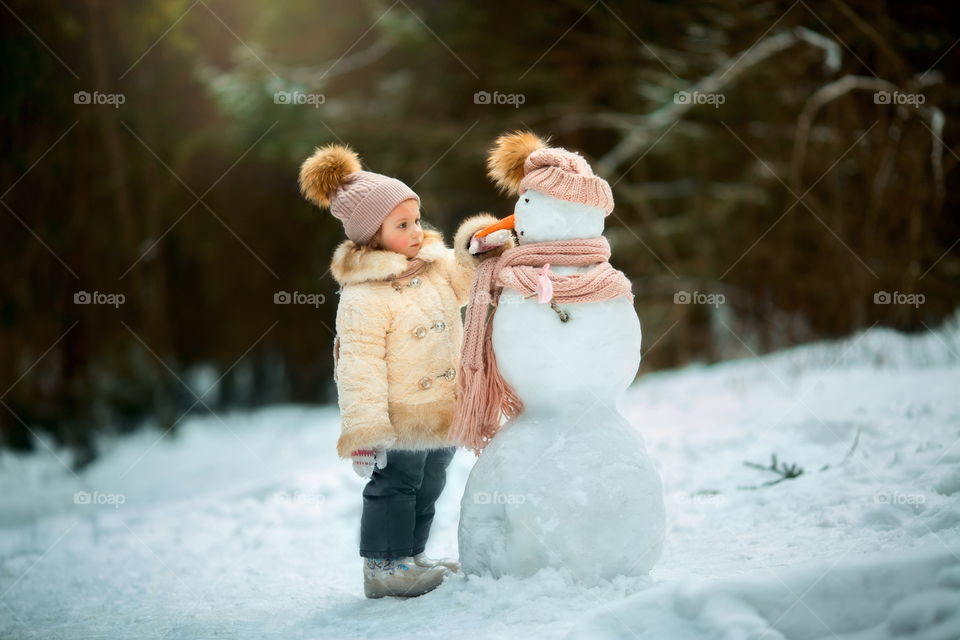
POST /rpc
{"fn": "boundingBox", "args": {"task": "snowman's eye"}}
[524,198,529,203]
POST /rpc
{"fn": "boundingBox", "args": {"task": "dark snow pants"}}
[359,447,456,559]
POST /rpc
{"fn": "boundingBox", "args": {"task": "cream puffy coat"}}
[330,214,512,458]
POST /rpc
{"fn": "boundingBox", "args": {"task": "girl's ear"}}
[368,228,383,250]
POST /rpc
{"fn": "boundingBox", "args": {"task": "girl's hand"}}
[351,447,388,478]
[469,229,512,255]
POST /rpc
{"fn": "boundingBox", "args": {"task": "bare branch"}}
[789,75,946,209]
[596,27,841,176]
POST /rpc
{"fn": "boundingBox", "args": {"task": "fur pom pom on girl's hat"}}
[298,144,420,244]
[486,131,614,214]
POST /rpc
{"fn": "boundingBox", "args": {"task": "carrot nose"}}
[474,214,515,238]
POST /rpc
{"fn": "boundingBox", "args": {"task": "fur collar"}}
[330,229,448,286]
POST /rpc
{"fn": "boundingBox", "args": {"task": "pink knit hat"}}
[487,131,614,214]
[298,145,420,245]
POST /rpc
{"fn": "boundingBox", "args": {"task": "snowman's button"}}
[418,377,433,389]
[413,326,427,338]
[409,277,422,287]
[431,320,446,332]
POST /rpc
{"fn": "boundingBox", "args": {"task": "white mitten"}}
[469,228,512,255]
[351,447,388,478]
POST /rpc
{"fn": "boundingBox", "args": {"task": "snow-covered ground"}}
[2,314,959,639]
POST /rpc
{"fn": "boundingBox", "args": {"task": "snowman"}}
[452,132,666,585]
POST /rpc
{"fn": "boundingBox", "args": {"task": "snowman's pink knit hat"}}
[487,131,614,214]
[521,147,614,214]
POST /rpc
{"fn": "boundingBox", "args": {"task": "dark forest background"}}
[1,0,957,465]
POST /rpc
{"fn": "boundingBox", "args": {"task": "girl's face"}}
[378,199,423,259]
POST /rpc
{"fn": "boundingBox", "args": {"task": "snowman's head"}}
[486,131,614,244]
[513,189,605,244]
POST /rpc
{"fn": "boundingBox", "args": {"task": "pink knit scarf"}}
[450,237,634,453]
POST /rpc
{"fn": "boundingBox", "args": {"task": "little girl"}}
[298,144,512,599]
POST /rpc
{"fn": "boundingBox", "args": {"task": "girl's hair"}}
[363,216,438,251]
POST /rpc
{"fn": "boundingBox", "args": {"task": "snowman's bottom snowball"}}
[458,411,666,584]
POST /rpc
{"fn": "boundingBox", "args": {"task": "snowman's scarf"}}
[450,237,634,454]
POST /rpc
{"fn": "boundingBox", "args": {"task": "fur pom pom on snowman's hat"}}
[486,131,549,195]
[298,144,362,208]
[486,131,614,214]
[298,143,420,244]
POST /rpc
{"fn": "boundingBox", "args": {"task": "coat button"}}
[413,326,427,338]
[409,277,422,287]
[418,376,433,389]
[443,368,456,381]
[432,320,446,332]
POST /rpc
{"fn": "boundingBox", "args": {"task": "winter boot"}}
[413,552,461,573]
[363,557,449,599]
